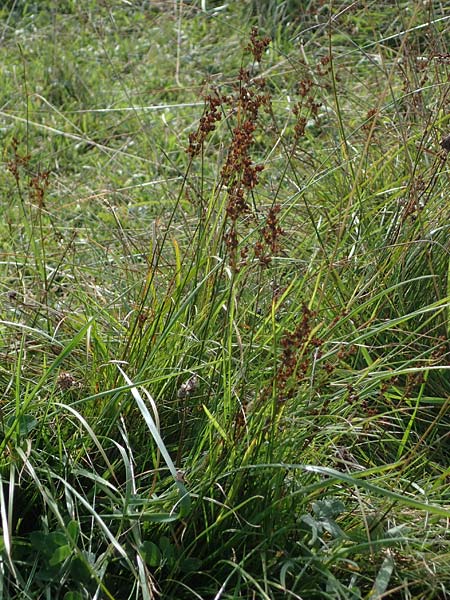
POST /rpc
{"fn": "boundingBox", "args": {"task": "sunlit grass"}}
[0,2,449,599]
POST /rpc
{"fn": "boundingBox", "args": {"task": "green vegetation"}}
[1,1,449,598]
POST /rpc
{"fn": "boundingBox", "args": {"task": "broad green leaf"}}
[159,536,175,565]
[30,531,50,554]
[5,414,37,435]
[49,544,72,566]
[141,541,161,567]
[64,592,84,600]
[70,555,93,583]
[312,498,345,519]
[66,520,79,543]
[180,557,202,573]
[47,531,67,548]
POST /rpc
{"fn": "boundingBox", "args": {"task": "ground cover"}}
[0,1,449,598]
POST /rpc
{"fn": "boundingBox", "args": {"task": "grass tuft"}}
[1,2,449,598]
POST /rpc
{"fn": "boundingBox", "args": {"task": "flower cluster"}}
[187,93,227,158]
[258,304,323,408]
[245,26,270,63]
[254,204,284,266]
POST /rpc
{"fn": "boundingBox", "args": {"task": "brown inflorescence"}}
[291,55,329,143]
[187,93,227,158]
[222,120,263,189]
[316,54,331,77]
[220,35,271,269]
[255,204,284,266]
[187,28,280,271]
[225,184,250,221]
[7,138,30,185]
[362,108,379,134]
[261,304,323,407]
[292,104,307,138]
[263,204,284,254]
[245,26,271,63]
[29,170,51,209]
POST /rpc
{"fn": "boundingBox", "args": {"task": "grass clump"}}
[0,2,449,599]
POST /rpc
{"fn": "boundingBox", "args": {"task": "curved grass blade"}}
[116,365,191,518]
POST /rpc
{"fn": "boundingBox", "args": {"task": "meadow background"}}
[0,1,449,598]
